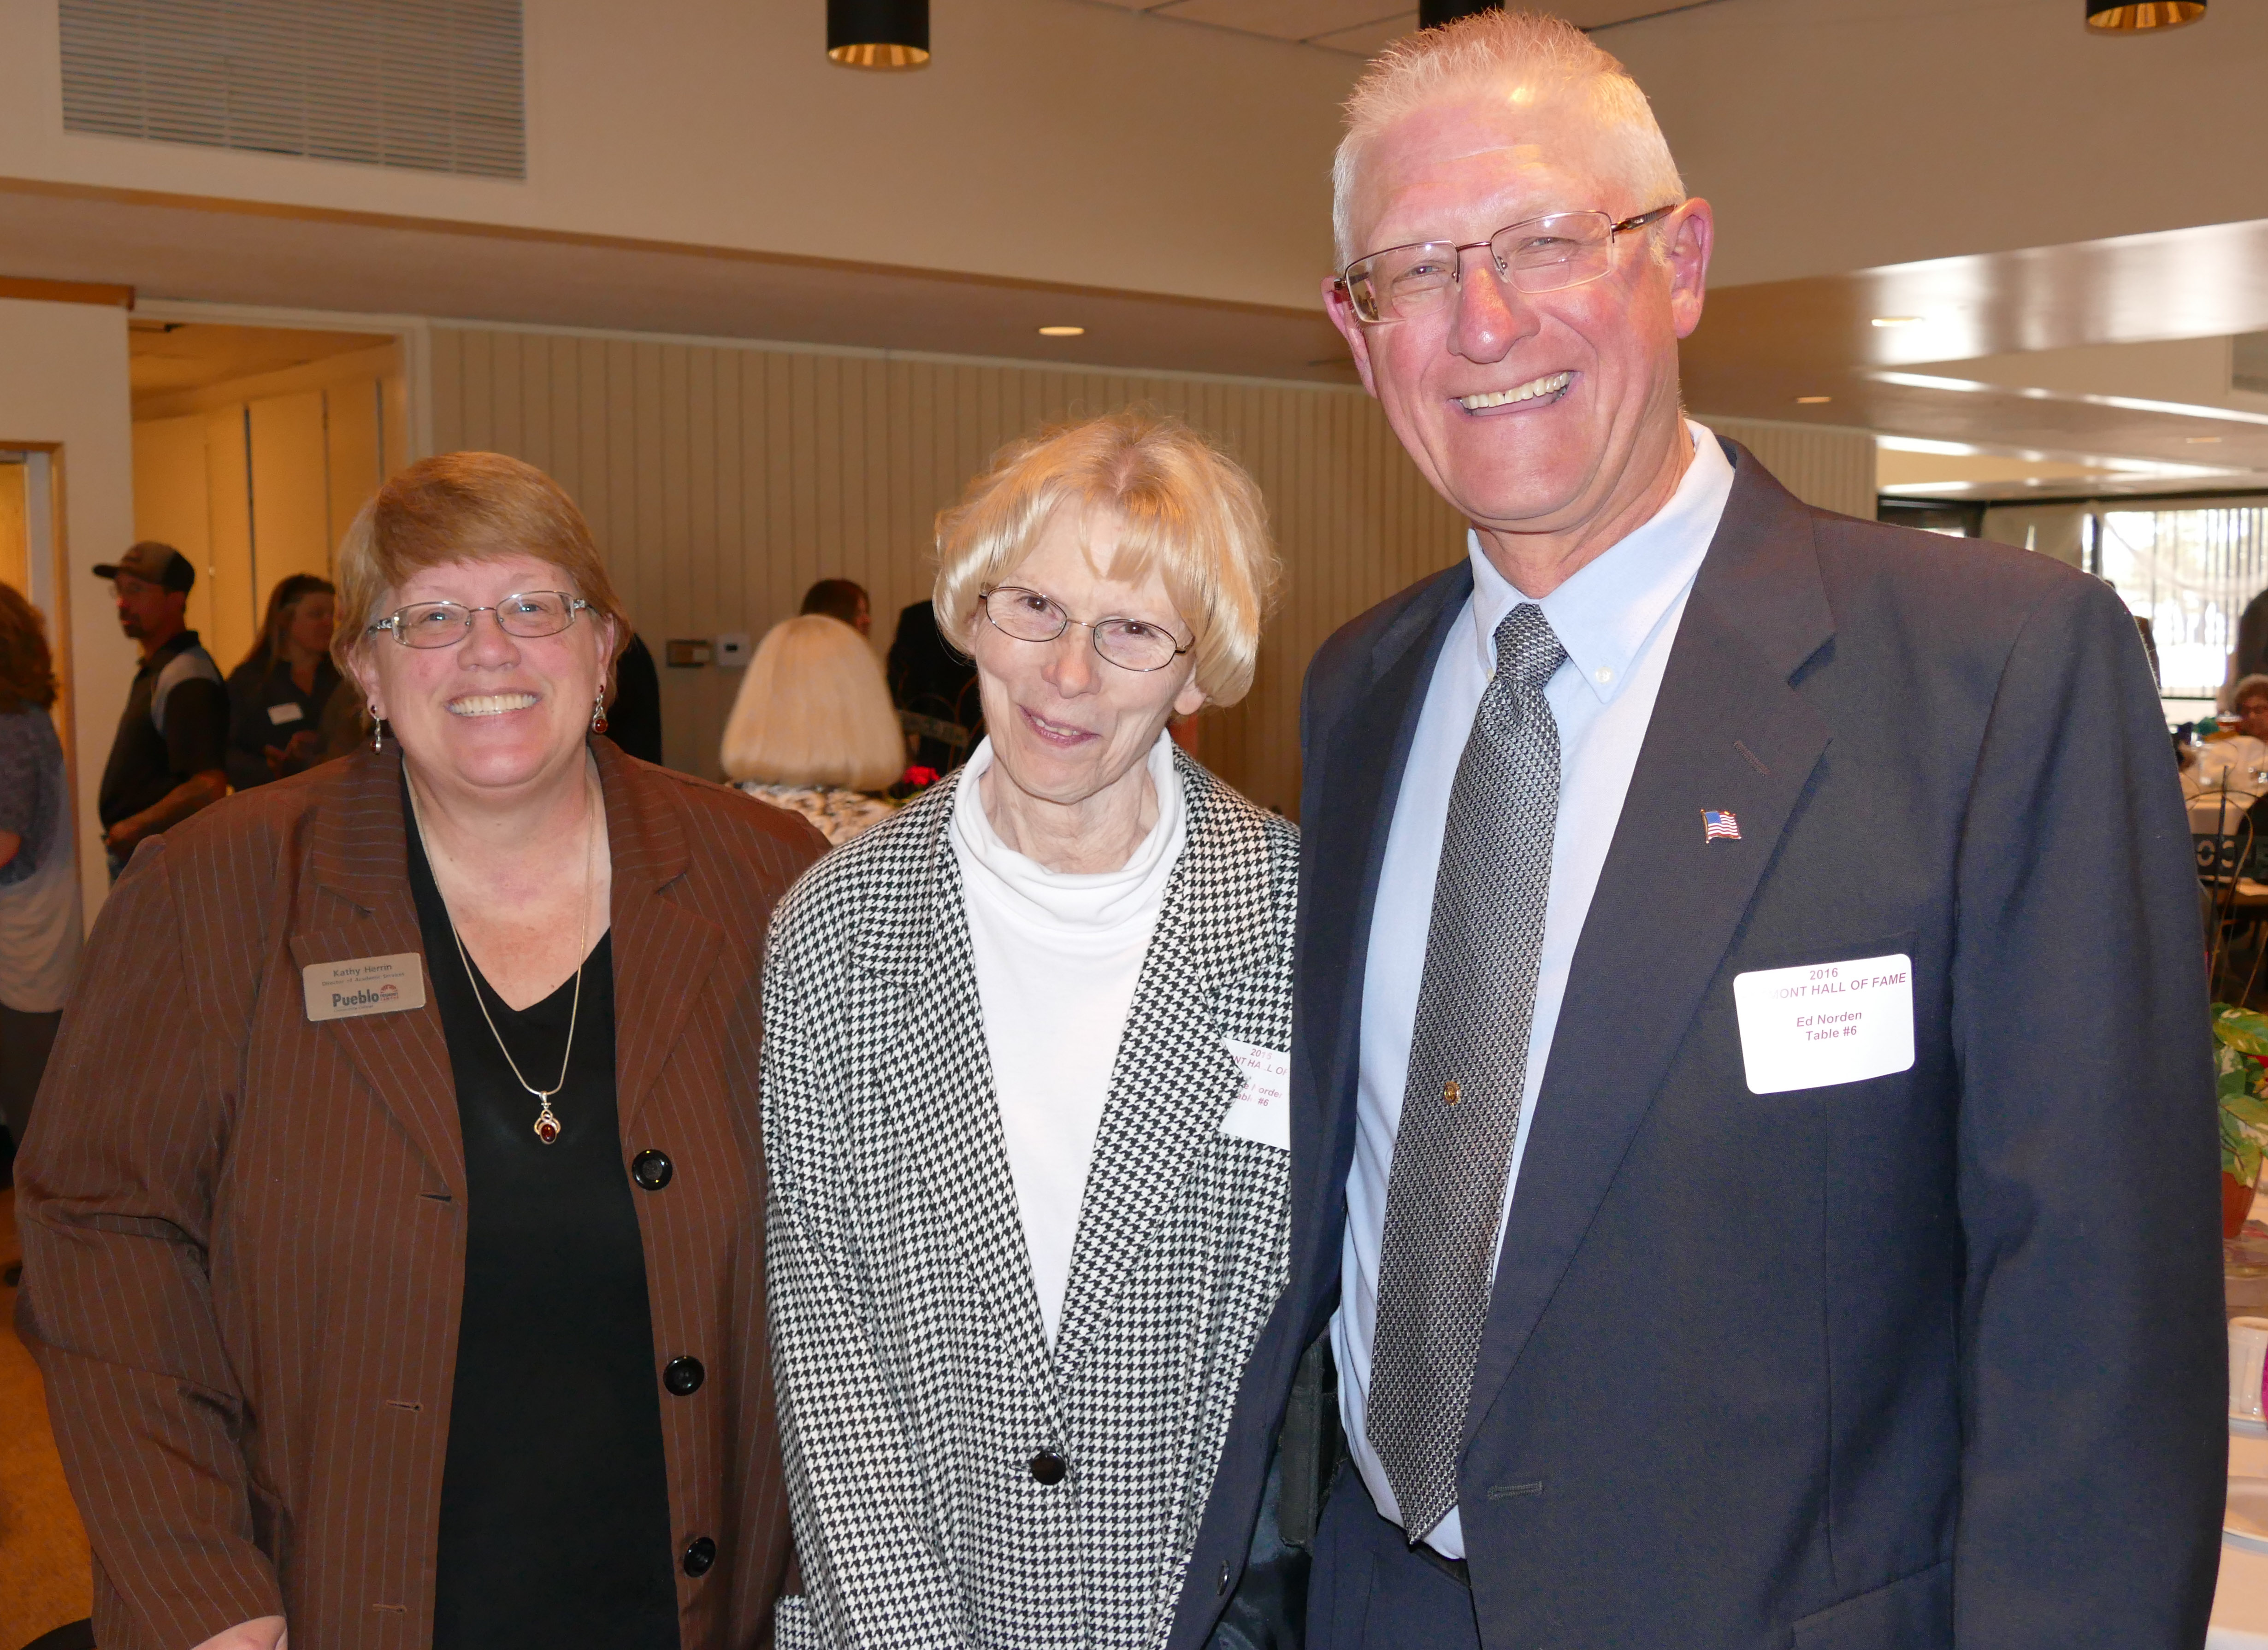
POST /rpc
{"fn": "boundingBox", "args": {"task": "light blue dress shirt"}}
[1332,424,1736,1556]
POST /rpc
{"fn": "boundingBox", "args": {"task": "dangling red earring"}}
[590,687,608,736]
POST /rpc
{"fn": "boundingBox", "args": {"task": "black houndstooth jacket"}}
[762,750,1297,1650]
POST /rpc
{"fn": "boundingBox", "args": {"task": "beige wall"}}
[0,295,135,922]
[1702,418,1879,521]
[4,0,2265,312]
[0,0,1352,312]
[427,324,1466,815]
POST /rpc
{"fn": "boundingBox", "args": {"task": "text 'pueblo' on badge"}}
[303,953,428,1023]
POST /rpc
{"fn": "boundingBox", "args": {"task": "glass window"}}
[2095,507,2268,699]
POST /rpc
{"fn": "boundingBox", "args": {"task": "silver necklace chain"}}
[410,767,598,1144]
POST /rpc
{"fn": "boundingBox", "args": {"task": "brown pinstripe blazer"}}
[15,737,826,1650]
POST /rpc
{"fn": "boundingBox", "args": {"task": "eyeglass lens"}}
[1347,211,1622,323]
[386,592,581,648]
[982,587,1184,672]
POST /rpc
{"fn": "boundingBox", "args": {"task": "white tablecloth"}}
[2213,1433,2268,1646]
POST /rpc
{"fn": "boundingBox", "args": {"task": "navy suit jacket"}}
[1170,444,2226,1650]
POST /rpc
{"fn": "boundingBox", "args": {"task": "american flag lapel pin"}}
[1702,809,1742,843]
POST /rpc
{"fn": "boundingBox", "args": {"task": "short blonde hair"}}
[333,452,630,693]
[1333,9,1685,265]
[933,410,1279,707]
[721,615,904,791]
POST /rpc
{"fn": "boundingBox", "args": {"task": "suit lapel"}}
[595,741,727,1138]
[293,745,466,1202]
[1462,451,1837,1446]
[1290,568,1471,1305]
[1052,760,1273,1380]
[859,779,1061,1411]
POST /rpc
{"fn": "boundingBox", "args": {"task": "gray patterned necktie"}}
[1367,601,1567,1542]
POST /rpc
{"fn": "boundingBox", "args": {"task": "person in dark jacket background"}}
[224,573,342,790]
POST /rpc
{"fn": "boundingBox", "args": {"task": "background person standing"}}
[0,582,79,1166]
[224,572,341,790]
[92,540,226,874]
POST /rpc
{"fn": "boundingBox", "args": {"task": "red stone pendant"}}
[533,1103,562,1144]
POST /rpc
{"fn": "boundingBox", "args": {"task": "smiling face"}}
[1326,90,1711,551]
[967,508,1206,815]
[350,554,614,799]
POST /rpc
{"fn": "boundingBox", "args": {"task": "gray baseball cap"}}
[93,540,195,594]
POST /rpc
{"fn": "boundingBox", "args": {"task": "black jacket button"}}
[1029,1450,1067,1485]
[682,1535,716,1577]
[631,1149,673,1190]
[1217,1560,1230,1595]
[663,1356,705,1396]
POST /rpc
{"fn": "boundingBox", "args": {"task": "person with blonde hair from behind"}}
[762,408,1295,1650]
[722,612,905,845]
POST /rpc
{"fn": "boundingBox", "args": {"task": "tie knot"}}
[1492,603,1566,690]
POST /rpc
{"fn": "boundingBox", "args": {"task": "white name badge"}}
[1731,953,1915,1095]
[266,701,306,726]
[1219,1037,1291,1151]
[303,953,428,1023]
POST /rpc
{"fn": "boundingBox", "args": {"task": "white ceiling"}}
[1076,0,1678,57]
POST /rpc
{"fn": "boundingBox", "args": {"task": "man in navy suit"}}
[1172,11,2223,1650]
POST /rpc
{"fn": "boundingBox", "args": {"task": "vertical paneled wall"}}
[427,326,1466,814]
[1702,417,1879,521]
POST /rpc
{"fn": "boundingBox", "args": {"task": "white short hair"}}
[1332,8,1686,266]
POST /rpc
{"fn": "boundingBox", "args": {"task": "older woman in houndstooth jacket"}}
[763,411,1296,1650]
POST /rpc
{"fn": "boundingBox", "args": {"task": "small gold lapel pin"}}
[1444,1079,1462,1106]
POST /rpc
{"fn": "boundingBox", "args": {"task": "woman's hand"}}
[192,1616,287,1650]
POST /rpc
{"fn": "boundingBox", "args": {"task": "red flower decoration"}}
[903,766,941,788]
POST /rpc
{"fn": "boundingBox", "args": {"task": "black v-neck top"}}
[405,796,679,1650]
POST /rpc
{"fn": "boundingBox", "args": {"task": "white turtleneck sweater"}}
[949,731,1188,1346]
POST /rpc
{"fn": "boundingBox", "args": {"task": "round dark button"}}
[1028,1450,1068,1485]
[682,1535,716,1577]
[631,1149,673,1190]
[1217,1560,1231,1596]
[663,1356,705,1396]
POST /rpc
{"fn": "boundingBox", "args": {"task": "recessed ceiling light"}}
[1795,395,1833,404]
[1037,325,1085,338]
[1871,316,1926,328]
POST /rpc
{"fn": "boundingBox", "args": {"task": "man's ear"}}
[1666,198,1714,342]
[1323,277,1382,399]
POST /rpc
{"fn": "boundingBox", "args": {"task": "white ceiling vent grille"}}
[60,0,525,180]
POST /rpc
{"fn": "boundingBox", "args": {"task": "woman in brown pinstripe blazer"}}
[15,454,826,1650]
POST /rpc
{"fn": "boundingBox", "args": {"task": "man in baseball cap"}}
[91,541,227,876]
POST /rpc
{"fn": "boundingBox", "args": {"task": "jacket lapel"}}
[595,740,727,1139]
[856,778,1061,1410]
[291,744,467,1202]
[1051,758,1276,1380]
[1290,569,1471,1311]
[1462,449,1837,1447]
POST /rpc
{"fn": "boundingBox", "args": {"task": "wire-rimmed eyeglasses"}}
[365,591,595,648]
[979,586,1192,673]
[1334,204,1680,325]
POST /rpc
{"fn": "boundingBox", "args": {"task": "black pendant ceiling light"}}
[827,0,929,68]
[1419,0,1503,27]
[2085,0,2204,30]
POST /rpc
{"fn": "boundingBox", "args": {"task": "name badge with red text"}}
[1732,953,1914,1095]
[1219,1038,1292,1151]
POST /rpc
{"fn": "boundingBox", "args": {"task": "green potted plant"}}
[2214,1003,2268,1237]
